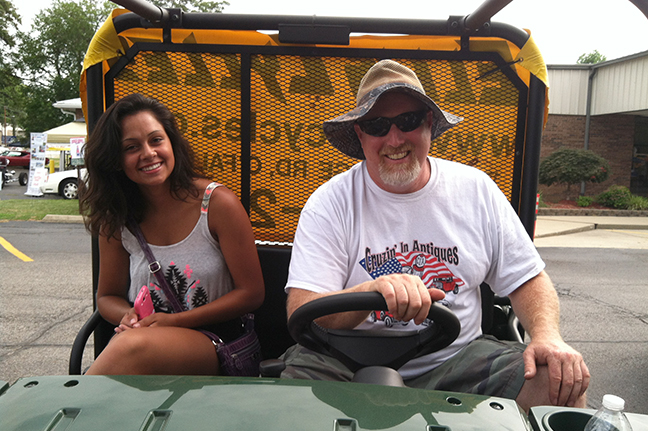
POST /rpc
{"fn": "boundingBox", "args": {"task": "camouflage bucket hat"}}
[322,59,463,160]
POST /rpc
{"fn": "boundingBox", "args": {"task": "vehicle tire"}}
[384,316,394,328]
[19,172,28,186]
[60,179,79,199]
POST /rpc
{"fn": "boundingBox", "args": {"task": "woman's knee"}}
[106,329,152,357]
[88,327,219,375]
[87,330,156,375]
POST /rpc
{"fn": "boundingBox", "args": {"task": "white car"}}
[39,168,87,199]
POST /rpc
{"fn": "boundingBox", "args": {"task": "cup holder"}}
[542,411,593,431]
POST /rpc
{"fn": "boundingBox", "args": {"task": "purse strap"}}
[127,217,184,313]
[126,182,222,313]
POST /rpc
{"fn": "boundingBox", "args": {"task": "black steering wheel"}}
[288,292,460,372]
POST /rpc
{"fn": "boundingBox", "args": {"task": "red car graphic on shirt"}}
[369,310,410,328]
[432,276,459,294]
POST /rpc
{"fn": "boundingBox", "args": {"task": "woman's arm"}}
[208,186,265,317]
[95,233,137,327]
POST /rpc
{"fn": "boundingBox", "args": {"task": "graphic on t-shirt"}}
[360,248,464,326]
[360,250,464,293]
[369,310,410,328]
[148,261,208,312]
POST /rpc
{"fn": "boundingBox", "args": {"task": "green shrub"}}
[627,195,648,210]
[539,148,610,200]
[596,186,633,209]
[576,196,594,207]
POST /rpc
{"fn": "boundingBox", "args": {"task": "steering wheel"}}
[288,292,460,372]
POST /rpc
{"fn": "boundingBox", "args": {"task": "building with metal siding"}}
[546,67,589,115]
[592,55,648,115]
[540,51,648,201]
[548,52,648,116]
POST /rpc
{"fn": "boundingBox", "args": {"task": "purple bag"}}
[203,314,262,377]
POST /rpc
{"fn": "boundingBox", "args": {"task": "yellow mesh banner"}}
[81,11,548,243]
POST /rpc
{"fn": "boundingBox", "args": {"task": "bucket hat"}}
[322,59,462,160]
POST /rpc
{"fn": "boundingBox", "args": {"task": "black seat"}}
[480,283,524,344]
[252,245,295,360]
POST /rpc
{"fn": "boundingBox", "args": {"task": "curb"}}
[538,208,648,217]
[534,224,595,239]
[41,214,85,224]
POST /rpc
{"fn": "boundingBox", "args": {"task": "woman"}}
[79,94,264,375]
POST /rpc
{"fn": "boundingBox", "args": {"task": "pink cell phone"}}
[134,286,155,318]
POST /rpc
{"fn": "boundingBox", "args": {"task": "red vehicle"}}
[370,310,411,328]
[0,149,49,168]
[432,277,459,294]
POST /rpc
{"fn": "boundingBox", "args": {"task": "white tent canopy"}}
[43,120,87,145]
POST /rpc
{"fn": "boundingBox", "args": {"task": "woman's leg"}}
[85,326,219,375]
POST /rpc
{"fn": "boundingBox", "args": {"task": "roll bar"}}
[108,0,648,33]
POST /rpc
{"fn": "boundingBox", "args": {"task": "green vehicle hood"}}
[0,375,532,430]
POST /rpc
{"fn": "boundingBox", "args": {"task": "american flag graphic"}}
[360,251,464,293]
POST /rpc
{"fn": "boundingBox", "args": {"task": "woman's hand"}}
[114,308,139,333]
[133,312,179,328]
[115,311,181,332]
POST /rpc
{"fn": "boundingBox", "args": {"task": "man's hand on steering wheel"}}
[364,274,446,325]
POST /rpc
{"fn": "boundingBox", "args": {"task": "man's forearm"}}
[286,287,371,330]
[508,270,562,341]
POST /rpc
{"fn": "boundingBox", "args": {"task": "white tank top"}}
[121,182,235,313]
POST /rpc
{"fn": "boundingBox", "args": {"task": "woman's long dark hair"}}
[79,94,204,238]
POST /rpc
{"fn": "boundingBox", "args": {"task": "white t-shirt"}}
[286,157,544,379]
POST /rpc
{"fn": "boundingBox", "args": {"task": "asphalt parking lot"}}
[0,181,60,200]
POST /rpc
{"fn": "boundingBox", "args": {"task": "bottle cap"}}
[602,394,625,411]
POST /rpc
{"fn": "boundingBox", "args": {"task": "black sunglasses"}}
[357,110,428,137]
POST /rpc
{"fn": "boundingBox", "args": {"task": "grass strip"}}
[0,199,81,221]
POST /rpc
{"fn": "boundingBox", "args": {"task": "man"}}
[281,59,589,412]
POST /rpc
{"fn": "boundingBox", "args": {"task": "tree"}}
[0,0,21,48]
[539,148,610,200]
[0,0,22,143]
[0,83,23,142]
[150,0,229,13]
[10,0,113,138]
[577,50,607,64]
[10,0,228,140]
[16,0,112,88]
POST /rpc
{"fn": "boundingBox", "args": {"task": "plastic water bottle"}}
[584,394,633,431]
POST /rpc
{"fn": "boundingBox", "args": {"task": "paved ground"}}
[0,181,60,200]
[535,216,648,248]
[0,222,94,383]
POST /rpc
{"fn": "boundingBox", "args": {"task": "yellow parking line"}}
[611,229,648,237]
[0,236,33,262]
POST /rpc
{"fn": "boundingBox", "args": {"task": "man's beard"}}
[378,146,422,187]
